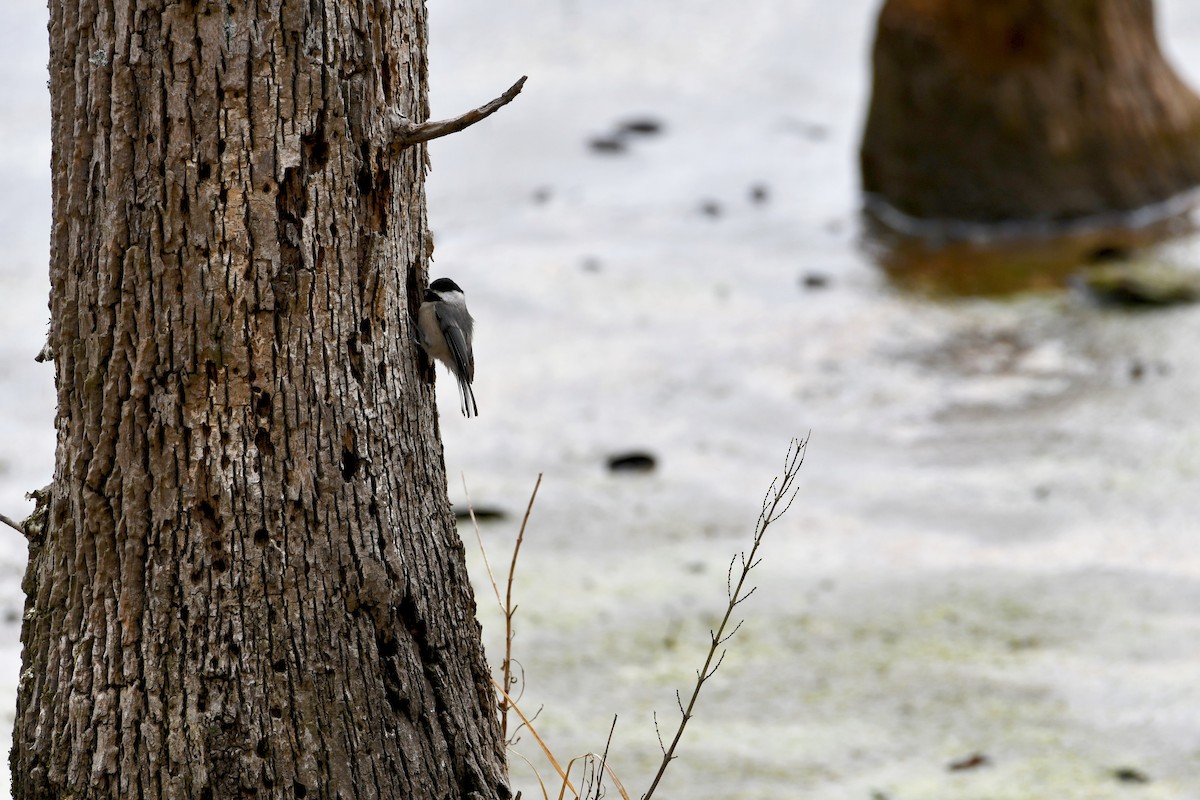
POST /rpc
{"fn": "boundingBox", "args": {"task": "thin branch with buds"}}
[641,435,809,800]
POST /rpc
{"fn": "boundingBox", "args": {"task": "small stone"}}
[618,116,664,137]
[587,135,626,154]
[452,506,508,522]
[947,753,990,771]
[1081,261,1200,306]
[801,272,830,290]
[1086,244,1129,263]
[606,452,657,473]
[1111,767,1151,784]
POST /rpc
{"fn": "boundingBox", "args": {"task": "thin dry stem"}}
[462,474,504,614]
[501,474,542,740]
[641,435,809,800]
[508,749,549,800]
[494,678,580,798]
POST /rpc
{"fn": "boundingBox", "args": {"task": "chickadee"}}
[417,277,479,418]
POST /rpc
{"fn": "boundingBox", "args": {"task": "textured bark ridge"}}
[861,0,1200,226]
[13,1,509,798]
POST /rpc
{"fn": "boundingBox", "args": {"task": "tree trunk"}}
[12,1,509,798]
[860,0,1200,226]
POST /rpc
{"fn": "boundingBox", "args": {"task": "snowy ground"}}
[3,1,1200,798]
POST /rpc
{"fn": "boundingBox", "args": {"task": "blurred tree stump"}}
[860,0,1200,226]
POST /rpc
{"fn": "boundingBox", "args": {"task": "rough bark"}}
[860,0,1200,226]
[12,1,509,798]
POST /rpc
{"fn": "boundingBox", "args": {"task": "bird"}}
[416,277,479,417]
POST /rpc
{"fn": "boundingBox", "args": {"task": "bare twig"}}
[652,712,667,755]
[592,716,618,800]
[0,512,26,538]
[641,436,809,800]
[386,76,528,148]
[501,473,542,739]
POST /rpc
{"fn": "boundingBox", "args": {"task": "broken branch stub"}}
[385,75,528,150]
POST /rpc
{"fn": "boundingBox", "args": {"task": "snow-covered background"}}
[3,1,1200,797]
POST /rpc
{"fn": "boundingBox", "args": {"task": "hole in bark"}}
[229,641,240,656]
[216,86,224,102]
[180,194,190,214]
[359,318,372,343]
[198,500,217,521]
[301,132,329,170]
[254,427,274,457]
[218,187,227,204]
[339,446,361,481]
[198,161,211,181]
[210,538,223,551]
[367,499,378,518]
[1008,25,1028,54]
[205,360,218,384]
[293,782,308,798]
[269,706,282,719]
[346,333,365,384]
[256,738,268,758]
[272,658,287,673]
[376,360,385,381]
[221,455,230,470]
[384,686,405,714]
[200,788,213,800]
[356,167,373,195]
[248,368,257,382]
[377,634,398,658]
[198,697,207,712]
[213,557,227,572]
[146,132,155,144]
[254,528,269,546]
[254,391,271,418]
[262,182,272,193]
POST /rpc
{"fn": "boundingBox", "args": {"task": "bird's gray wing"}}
[437,309,475,383]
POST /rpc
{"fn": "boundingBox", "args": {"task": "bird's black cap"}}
[428,277,464,294]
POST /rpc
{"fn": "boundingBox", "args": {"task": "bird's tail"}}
[459,378,479,418]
